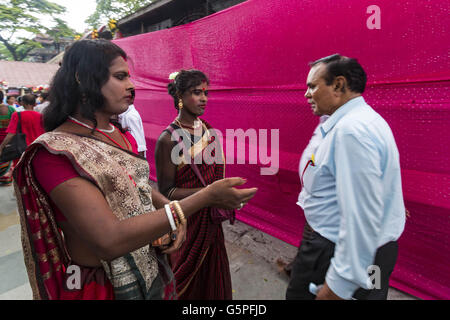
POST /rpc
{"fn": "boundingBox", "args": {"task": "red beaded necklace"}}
[68,118,131,151]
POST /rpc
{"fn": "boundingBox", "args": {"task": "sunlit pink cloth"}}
[114,0,450,299]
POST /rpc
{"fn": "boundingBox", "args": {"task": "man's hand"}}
[315,282,344,300]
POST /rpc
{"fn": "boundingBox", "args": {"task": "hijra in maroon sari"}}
[165,119,232,299]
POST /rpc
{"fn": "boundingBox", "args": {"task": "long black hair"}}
[44,39,127,132]
[167,69,209,111]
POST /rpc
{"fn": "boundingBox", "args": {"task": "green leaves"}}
[0,0,75,61]
[86,0,153,28]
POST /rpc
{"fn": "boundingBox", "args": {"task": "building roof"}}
[119,0,174,26]
[0,60,59,88]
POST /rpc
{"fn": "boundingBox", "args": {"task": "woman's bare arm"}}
[50,176,256,262]
[154,130,203,200]
[151,188,170,209]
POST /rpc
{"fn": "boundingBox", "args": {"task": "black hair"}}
[0,91,3,102]
[22,94,36,106]
[43,39,127,132]
[6,96,15,103]
[167,69,209,110]
[40,91,49,101]
[309,54,367,93]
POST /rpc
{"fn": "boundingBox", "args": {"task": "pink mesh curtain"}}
[114,0,450,299]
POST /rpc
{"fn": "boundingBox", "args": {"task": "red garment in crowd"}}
[6,110,44,145]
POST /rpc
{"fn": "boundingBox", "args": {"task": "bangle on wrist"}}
[164,203,177,231]
[170,203,180,227]
[171,200,186,226]
[167,187,177,199]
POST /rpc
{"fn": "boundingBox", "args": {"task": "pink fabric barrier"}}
[114,0,450,299]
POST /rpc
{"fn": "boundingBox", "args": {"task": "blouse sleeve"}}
[31,148,81,222]
[32,148,80,194]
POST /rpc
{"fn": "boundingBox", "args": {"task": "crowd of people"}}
[1,39,405,301]
[0,92,45,185]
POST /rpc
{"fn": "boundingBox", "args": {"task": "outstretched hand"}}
[206,177,258,210]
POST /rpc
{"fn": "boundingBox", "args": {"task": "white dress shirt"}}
[298,115,329,206]
[118,104,147,156]
[298,96,405,299]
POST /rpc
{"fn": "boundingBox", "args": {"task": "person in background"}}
[16,96,25,112]
[34,91,50,113]
[0,91,17,185]
[0,94,44,155]
[118,94,147,158]
[6,96,19,111]
[286,54,405,300]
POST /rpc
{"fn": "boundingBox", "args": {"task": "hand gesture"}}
[205,177,258,210]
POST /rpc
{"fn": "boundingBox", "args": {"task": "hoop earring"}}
[178,99,183,110]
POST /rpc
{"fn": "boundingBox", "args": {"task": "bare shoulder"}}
[156,129,175,148]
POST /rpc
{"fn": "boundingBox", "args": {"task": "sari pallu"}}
[13,132,175,299]
[168,120,232,299]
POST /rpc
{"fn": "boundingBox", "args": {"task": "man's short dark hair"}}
[40,91,49,100]
[310,54,367,93]
[22,94,36,106]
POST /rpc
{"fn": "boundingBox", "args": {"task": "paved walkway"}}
[0,185,417,300]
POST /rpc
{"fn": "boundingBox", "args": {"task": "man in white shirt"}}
[118,103,147,157]
[286,54,405,300]
[34,92,50,113]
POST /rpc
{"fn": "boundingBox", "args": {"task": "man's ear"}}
[333,76,347,93]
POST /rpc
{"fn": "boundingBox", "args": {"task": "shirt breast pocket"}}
[302,164,327,195]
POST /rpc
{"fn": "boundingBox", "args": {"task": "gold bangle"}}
[172,201,186,226]
[171,200,186,226]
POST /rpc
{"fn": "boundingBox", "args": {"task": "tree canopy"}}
[0,0,76,61]
[86,0,153,28]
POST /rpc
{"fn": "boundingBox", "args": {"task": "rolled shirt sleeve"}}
[325,130,384,299]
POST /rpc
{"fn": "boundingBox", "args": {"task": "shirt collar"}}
[320,96,365,137]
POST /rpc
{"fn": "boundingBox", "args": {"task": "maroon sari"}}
[169,120,232,299]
